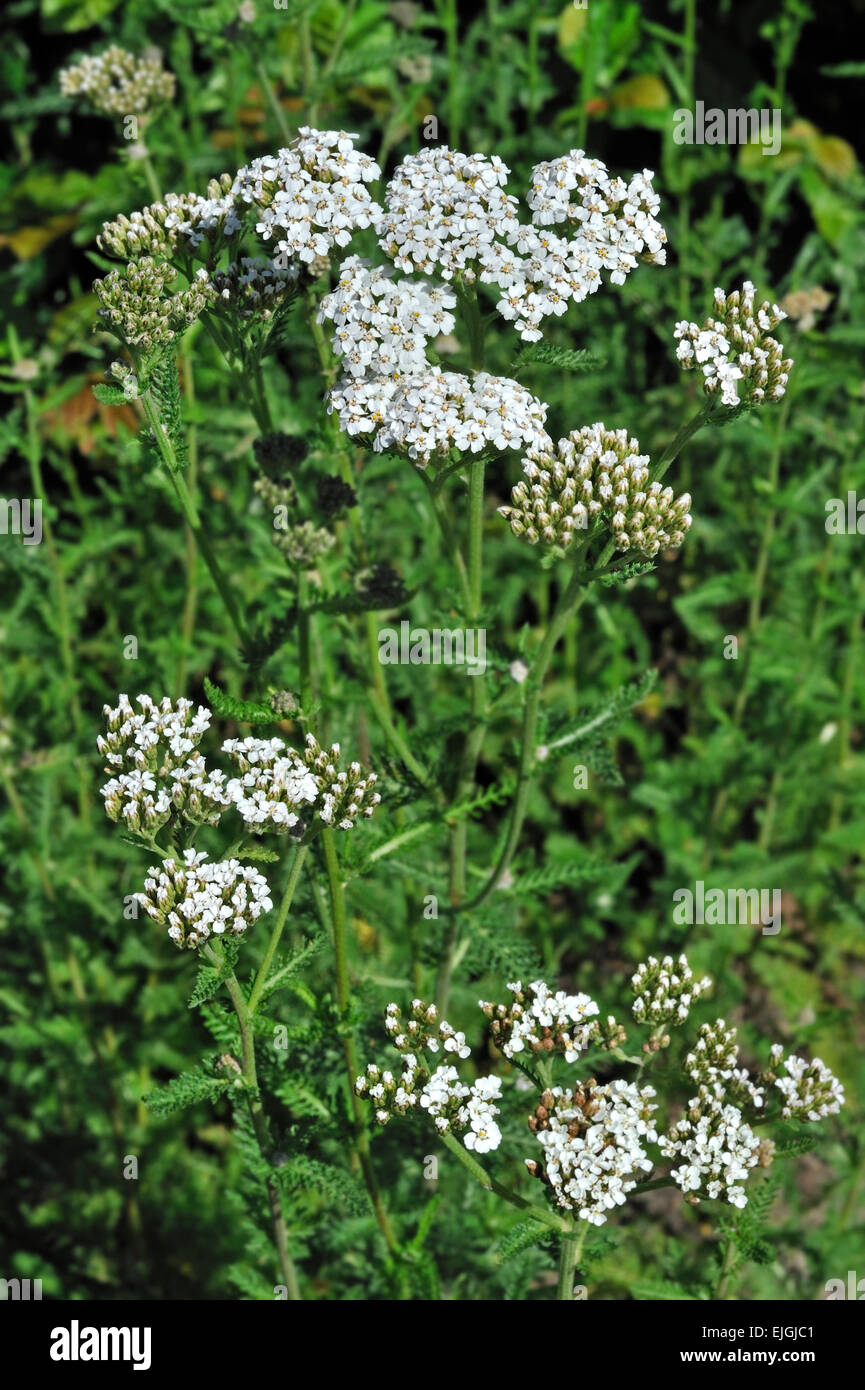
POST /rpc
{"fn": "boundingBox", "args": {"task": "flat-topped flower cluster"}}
[60,44,175,116]
[136,849,273,950]
[356,958,844,1226]
[98,694,380,948]
[318,144,667,467]
[526,1079,658,1224]
[82,103,790,572]
[99,695,380,842]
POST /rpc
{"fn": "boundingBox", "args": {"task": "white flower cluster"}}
[377,147,519,280]
[527,151,665,250]
[500,423,692,557]
[480,979,611,1063]
[162,183,244,252]
[383,999,470,1058]
[232,127,381,266]
[460,1076,503,1153]
[274,519,336,567]
[316,143,666,468]
[769,1047,845,1121]
[419,1065,470,1124]
[354,967,847,1229]
[356,1056,422,1123]
[493,157,666,341]
[136,848,273,949]
[98,694,224,834]
[376,146,666,341]
[357,1034,502,1152]
[99,696,379,840]
[631,954,712,1026]
[674,282,792,407]
[305,733,381,829]
[686,1020,765,1108]
[220,732,380,833]
[317,256,456,378]
[59,44,175,116]
[527,1080,657,1225]
[220,736,319,832]
[330,367,547,464]
[659,1090,760,1209]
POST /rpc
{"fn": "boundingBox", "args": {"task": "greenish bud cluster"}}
[273,520,336,568]
[94,258,215,350]
[501,423,692,558]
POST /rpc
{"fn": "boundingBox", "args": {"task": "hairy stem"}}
[557,1222,587,1301]
[715,1234,738,1300]
[445,544,596,917]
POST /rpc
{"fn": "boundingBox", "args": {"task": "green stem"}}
[438,400,714,922]
[256,59,292,144]
[140,387,248,650]
[706,395,790,842]
[297,570,312,710]
[715,1235,738,1300]
[557,1222,587,1300]
[434,284,489,1010]
[249,353,275,433]
[418,469,472,613]
[652,403,713,484]
[435,453,488,1013]
[319,828,401,1258]
[439,1128,566,1230]
[248,844,309,1014]
[176,338,199,695]
[138,147,162,204]
[213,957,302,1299]
[445,546,594,917]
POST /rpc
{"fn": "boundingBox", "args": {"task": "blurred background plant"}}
[1,0,864,1300]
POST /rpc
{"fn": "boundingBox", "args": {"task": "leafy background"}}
[1,0,864,1300]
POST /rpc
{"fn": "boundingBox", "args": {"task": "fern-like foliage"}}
[513,343,606,372]
[188,939,241,1009]
[273,1154,368,1215]
[147,352,187,468]
[599,559,657,587]
[203,675,276,725]
[145,1062,232,1116]
[543,669,658,757]
[494,1217,557,1264]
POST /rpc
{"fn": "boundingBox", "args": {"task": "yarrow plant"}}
[73,72,817,1300]
[357,957,844,1286]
